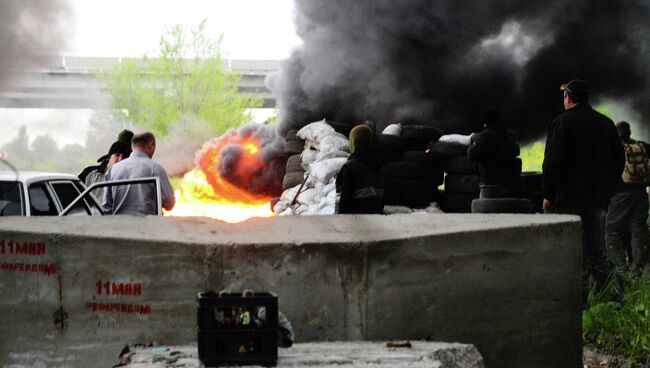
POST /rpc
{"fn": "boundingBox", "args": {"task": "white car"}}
[0,171,162,217]
[0,171,103,216]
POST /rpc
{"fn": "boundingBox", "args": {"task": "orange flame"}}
[165,132,273,223]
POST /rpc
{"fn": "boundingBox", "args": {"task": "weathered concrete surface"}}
[0,214,582,368]
[112,341,485,368]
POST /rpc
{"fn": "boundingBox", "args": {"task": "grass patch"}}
[583,274,650,365]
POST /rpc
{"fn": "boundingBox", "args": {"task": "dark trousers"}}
[605,188,650,272]
[556,204,613,292]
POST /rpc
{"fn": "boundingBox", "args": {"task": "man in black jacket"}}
[336,124,384,214]
[543,79,625,291]
[467,109,519,198]
[605,122,650,274]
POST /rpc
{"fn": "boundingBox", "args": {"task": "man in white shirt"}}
[103,132,175,216]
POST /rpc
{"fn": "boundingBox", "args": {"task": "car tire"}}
[327,121,354,137]
[401,125,444,143]
[511,157,523,175]
[384,161,444,185]
[286,129,299,141]
[521,172,543,193]
[432,141,469,157]
[384,177,433,208]
[375,134,409,151]
[445,155,478,174]
[444,174,480,193]
[284,140,304,155]
[438,192,477,213]
[282,171,305,190]
[286,154,303,173]
[471,198,533,214]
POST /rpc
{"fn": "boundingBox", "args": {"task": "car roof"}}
[0,171,80,183]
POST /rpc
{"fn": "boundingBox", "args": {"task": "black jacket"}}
[467,128,519,186]
[543,104,625,209]
[336,148,384,214]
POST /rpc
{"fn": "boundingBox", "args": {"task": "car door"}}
[48,180,93,216]
[27,181,59,216]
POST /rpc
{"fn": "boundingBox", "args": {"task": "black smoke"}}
[269,1,650,142]
[0,0,71,91]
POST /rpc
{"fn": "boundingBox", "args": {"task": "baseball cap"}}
[560,79,590,100]
[97,140,131,163]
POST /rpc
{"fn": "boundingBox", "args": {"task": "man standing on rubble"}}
[103,132,175,216]
[605,122,650,274]
[543,79,625,291]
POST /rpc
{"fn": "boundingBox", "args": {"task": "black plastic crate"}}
[197,291,278,367]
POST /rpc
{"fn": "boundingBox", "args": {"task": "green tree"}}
[1,126,32,170]
[30,135,59,171]
[103,20,259,138]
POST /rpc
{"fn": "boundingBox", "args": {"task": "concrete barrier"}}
[0,214,582,367]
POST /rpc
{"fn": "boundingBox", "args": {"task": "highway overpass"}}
[0,56,279,109]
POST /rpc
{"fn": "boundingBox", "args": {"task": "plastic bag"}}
[301,149,318,169]
[273,200,289,214]
[310,157,348,184]
[297,188,319,205]
[382,123,401,136]
[297,119,335,142]
[316,150,350,162]
[319,133,350,153]
[438,134,472,146]
[281,185,303,203]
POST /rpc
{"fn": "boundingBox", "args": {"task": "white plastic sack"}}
[295,204,308,215]
[310,157,348,184]
[319,206,336,215]
[320,182,336,196]
[319,133,350,154]
[301,149,318,169]
[438,134,472,146]
[297,119,335,142]
[297,188,319,205]
[316,150,350,162]
[273,200,289,214]
[382,123,401,136]
[279,207,295,216]
[280,185,303,203]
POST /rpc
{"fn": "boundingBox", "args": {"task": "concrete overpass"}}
[0,56,279,109]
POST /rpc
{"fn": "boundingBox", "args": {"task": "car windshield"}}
[0,181,24,216]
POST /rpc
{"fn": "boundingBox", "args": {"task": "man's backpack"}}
[622,141,650,184]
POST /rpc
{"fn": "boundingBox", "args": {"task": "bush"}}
[583,273,650,364]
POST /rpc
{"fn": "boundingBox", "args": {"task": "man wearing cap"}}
[84,140,131,202]
[336,124,384,214]
[543,79,625,291]
[103,132,175,216]
[78,129,134,183]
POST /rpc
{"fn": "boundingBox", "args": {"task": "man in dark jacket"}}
[467,109,519,198]
[605,121,650,274]
[543,79,625,291]
[336,124,384,214]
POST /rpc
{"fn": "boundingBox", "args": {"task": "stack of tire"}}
[283,129,306,191]
[375,124,445,208]
[436,142,480,213]
[520,172,544,213]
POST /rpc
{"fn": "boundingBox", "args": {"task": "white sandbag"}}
[319,206,336,215]
[301,149,318,169]
[382,123,401,136]
[297,188,320,205]
[310,157,348,184]
[383,205,414,214]
[305,203,322,216]
[320,182,336,196]
[273,200,289,214]
[319,133,350,153]
[280,185,303,203]
[297,119,335,142]
[316,150,350,162]
[438,134,472,146]
[295,204,308,215]
[279,207,295,216]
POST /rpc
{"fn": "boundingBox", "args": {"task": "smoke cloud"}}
[269,1,650,142]
[0,0,71,90]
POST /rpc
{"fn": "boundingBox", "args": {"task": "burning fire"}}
[164,132,274,223]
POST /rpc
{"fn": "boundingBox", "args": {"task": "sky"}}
[0,0,301,148]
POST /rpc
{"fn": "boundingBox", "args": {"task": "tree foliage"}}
[104,20,259,138]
